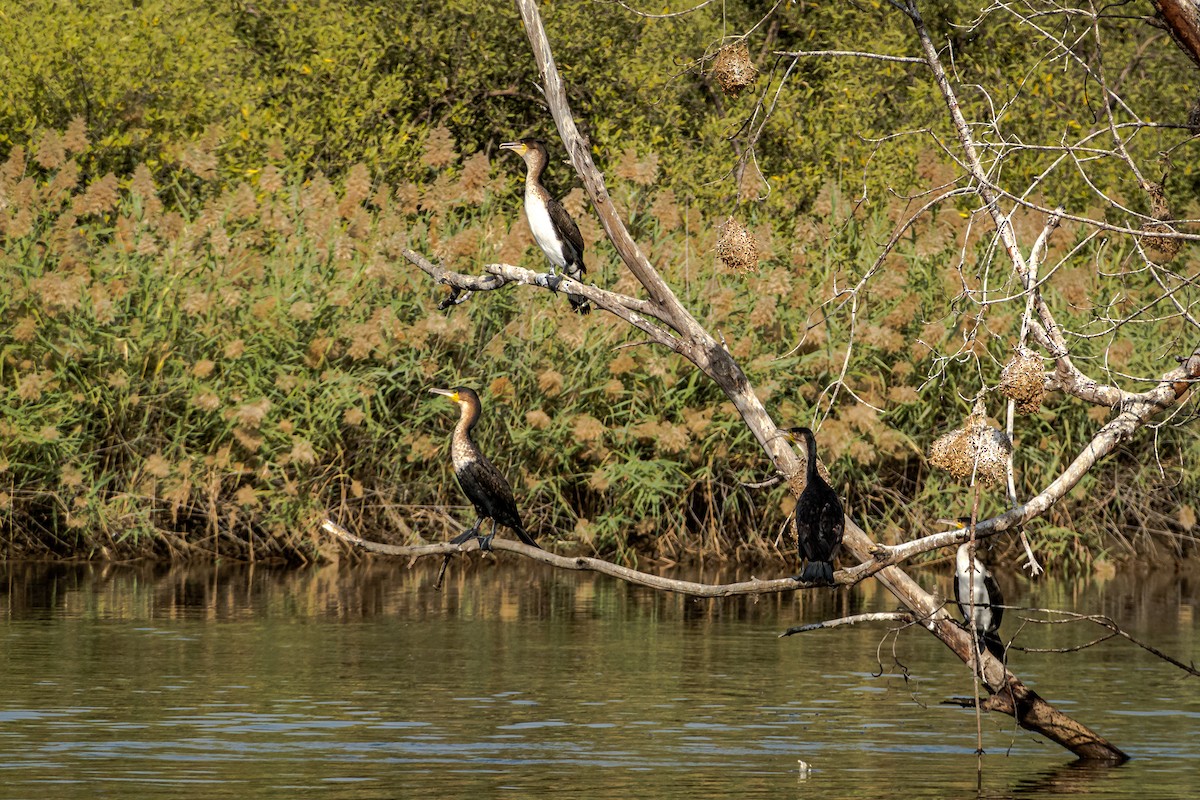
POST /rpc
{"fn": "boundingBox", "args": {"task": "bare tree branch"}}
[353,0,1200,763]
[322,518,830,596]
[1010,606,1200,677]
[402,248,682,347]
[1151,0,1200,67]
[780,612,916,636]
[878,344,1200,562]
[775,49,925,63]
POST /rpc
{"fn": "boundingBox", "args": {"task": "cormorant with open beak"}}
[783,426,844,584]
[954,542,1005,659]
[499,138,590,314]
[429,387,539,550]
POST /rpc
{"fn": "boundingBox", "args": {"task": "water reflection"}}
[0,559,1196,799]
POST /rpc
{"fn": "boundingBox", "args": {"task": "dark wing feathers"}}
[455,458,540,548]
[547,198,585,273]
[983,571,1004,631]
[456,459,522,530]
[796,496,843,563]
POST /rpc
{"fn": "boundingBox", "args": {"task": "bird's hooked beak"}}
[774,427,800,443]
[428,387,460,402]
[499,141,527,155]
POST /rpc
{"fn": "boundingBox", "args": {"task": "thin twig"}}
[1010,606,1200,677]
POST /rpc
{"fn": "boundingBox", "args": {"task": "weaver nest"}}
[998,348,1045,414]
[1141,221,1181,262]
[716,216,759,273]
[1140,182,1181,262]
[928,398,1012,487]
[712,42,757,96]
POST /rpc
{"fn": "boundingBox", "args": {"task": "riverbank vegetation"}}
[1,0,1197,568]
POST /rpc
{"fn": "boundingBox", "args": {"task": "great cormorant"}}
[954,542,1005,658]
[784,427,844,584]
[499,138,590,314]
[429,387,539,550]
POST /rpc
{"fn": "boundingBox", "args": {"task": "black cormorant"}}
[499,138,590,314]
[954,542,1004,658]
[784,427,844,584]
[429,387,539,550]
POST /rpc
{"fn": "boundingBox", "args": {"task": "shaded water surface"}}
[0,559,1196,798]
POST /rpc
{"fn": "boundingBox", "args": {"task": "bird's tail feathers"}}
[565,260,590,314]
[799,560,834,584]
[514,524,541,549]
[981,633,1005,660]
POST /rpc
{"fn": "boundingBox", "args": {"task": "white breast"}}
[956,545,993,629]
[525,195,567,269]
[450,437,477,471]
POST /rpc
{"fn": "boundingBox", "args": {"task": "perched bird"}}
[784,427,844,584]
[429,387,539,550]
[499,138,590,314]
[954,542,1005,659]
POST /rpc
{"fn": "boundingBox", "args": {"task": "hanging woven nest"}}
[1141,220,1181,262]
[998,347,1045,414]
[716,216,759,273]
[928,397,1011,487]
[1140,182,1181,262]
[712,42,757,96]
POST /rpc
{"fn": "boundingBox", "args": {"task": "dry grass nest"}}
[1141,220,1181,262]
[1141,182,1180,262]
[712,42,757,96]
[928,398,1012,487]
[716,216,759,273]
[999,347,1045,414]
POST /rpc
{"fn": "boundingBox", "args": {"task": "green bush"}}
[1,1,1197,568]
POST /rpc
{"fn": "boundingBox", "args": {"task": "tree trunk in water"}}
[512,0,1133,762]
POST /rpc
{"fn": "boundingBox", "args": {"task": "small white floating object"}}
[797,759,812,778]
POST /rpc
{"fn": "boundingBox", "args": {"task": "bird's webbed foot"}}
[478,533,495,552]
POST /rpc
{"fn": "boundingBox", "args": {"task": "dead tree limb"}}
[345,0,1186,763]
[1152,0,1200,67]
[1010,607,1200,678]
[322,518,821,596]
[780,612,915,636]
[518,0,1137,761]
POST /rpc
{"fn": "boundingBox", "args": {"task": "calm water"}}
[0,558,1196,799]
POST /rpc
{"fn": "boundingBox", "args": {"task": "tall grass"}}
[1,124,1196,568]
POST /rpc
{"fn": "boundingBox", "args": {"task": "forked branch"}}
[339,0,1200,763]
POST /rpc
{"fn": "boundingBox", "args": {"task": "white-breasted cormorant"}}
[499,138,590,314]
[784,427,844,584]
[954,542,1004,658]
[429,387,539,550]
